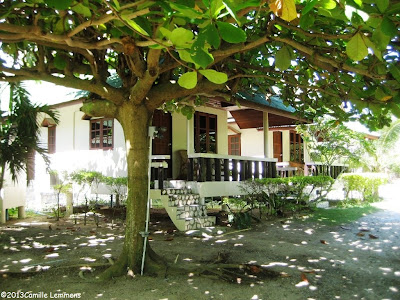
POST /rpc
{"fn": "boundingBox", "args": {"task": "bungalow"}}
[0,93,343,227]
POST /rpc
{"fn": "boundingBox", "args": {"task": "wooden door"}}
[152,110,172,178]
[273,131,283,162]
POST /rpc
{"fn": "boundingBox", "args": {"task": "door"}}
[152,110,172,178]
[273,131,283,162]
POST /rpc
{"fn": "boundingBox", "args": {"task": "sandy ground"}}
[1,182,400,300]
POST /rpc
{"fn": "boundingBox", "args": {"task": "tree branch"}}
[272,36,386,80]
[0,65,125,105]
[146,80,224,110]
[81,99,118,118]
[274,18,355,40]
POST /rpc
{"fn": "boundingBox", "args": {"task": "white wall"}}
[228,124,273,158]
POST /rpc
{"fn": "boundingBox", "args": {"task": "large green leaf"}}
[320,0,336,10]
[377,0,389,13]
[202,24,220,49]
[381,17,397,38]
[275,46,292,70]
[199,69,228,84]
[216,22,246,43]
[170,28,194,48]
[302,0,318,15]
[191,47,214,68]
[372,26,391,51]
[363,36,382,61]
[389,64,400,83]
[178,72,197,89]
[223,1,241,25]
[44,0,72,10]
[72,3,91,17]
[346,33,368,61]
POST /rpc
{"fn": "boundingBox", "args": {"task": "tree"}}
[297,117,365,176]
[0,0,399,277]
[356,119,400,173]
[0,82,57,197]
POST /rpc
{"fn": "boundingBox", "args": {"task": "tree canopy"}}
[0,0,399,129]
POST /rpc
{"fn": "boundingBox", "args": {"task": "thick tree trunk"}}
[100,103,165,279]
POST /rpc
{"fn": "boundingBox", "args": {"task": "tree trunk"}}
[100,103,165,279]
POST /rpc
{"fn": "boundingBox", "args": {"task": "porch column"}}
[18,206,26,219]
[0,197,5,224]
[263,112,270,158]
[186,118,194,155]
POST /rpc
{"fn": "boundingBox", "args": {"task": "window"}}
[290,131,304,163]
[90,118,113,150]
[228,134,241,156]
[48,126,56,154]
[194,112,217,153]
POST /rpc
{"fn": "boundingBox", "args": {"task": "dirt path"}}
[1,183,400,300]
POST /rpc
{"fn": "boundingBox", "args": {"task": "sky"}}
[0,81,80,111]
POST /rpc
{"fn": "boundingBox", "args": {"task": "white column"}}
[263,112,269,158]
[187,118,194,155]
[0,197,5,224]
[18,206,26,219]
[65,192,73,217]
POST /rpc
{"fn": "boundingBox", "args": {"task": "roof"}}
[235,92,296,114]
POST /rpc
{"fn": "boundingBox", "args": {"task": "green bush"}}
[238,176,334,219]
[339,173,388,200]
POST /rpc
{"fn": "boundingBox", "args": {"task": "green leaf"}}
[377,0,389,13]
[178,72,198,89]
[121,12,150,36]
[178,50,195,63]
[159,27,172,40]
[223,1,241,25]
[170,28,194,48]
[202,24,220,49]
[44,0,72,10]
[302,0,318,15]
[346,33,368,61]
[389,65,400,83]
[320,0,336,10]
[54,54,67,70]
[300,13,315,29]
[381,17,397,38]
[389,103,400,119]
[72,3,91,17]
[199,69,228,84]
[191,47,214,68]
[363,36,382,61]
[375,87,391,101]
[210,0,224,17]
[170,3,203,19]
[216,22,246,43]
[372,26,391,51]
[275,46,292,70]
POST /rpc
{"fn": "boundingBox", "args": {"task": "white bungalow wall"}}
[24,102,230,210]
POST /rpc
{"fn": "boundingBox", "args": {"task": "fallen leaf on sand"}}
[45,247,55,253]
[359,228,370,232]
[320,240,328,244]
[164,237,174,241]
[369,234,379,239]
[356,232,365,237]
[301,272,309,282]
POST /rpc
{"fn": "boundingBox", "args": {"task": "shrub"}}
[339,173,388,200]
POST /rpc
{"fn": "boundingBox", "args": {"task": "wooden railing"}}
[304,162,347,179]
[187,153,277,182]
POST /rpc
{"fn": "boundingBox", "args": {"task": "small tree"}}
[50,171,72,221]
[103,176,127,207]
[70,170,103,226]
[297,118,364,176]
